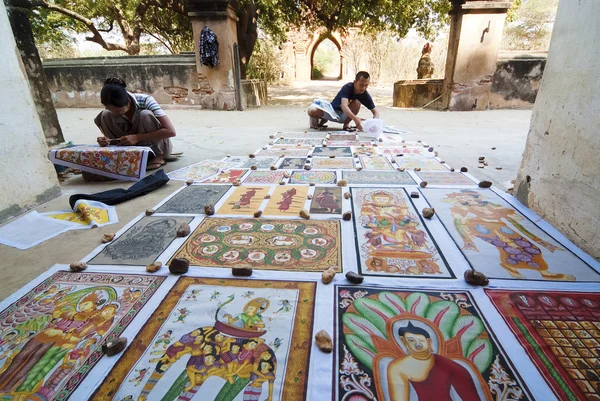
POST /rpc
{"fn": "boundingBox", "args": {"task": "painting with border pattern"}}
[156,185,231,214]
[342,171,416,186]
[289,171,337,185]
[311,158,355,170]
[216,186,270,216]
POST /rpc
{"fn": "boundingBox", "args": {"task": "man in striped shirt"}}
[95,78,177,170]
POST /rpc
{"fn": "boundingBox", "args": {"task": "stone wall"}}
[515,0,600,259]
[43,54,267,109]
[0,1,60,222]
[489,52,546,109]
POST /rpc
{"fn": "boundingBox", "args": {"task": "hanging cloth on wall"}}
[199,26,219,67]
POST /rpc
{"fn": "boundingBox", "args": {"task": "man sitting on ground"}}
[307,71,380,131]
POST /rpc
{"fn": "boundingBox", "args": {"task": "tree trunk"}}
[5,1,65,146]
[236,0,258,79]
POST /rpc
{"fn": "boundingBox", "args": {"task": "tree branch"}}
[144,31,175,54]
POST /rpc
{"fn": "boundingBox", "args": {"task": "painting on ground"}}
[169,161,240,182]
[422,188,600,281]
[395,156,448,171]
[487,289,600,401]
[350,188,453,278]
[277,132,327,139]
[157,185,231,214]
[342,171,415,186]
[88,216,194,265]
[278,158,307,170]
[257,149,310,158]
[216,186,270,216]
[416,171,476,186]
[242,171,287,184]
[335,286,532,401]
[309,187,342,215]
[235,157,281,169]
[0,270,164,401]
[289,171,337,185]
[263,186,309,216]
[311,158,355,170]
[171,218,342,272]
[359,155,394,171]
[200,170,247,184]
[274,138,323,146]
[311,147,352,157]
[91,277,315,401]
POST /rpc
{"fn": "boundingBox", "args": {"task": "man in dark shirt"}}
[307,71,380,131]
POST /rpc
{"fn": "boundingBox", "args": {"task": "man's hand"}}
[97,137,110,147]
[354,118,364,132]
[119,135,139,146]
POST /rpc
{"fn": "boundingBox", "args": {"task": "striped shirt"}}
[128,92,166,117]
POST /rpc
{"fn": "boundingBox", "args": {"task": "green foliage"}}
[313,39,340,78]
[246,37,285,84]
[502,0,559,51]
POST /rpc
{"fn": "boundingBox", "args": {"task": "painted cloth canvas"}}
[277,132,327,139]
[278,158,307,170]
[0,270,164,401]
[377,146,430,156]
[289,171,337,185]
[422,188,600,281]
[335,286,532,401]
[342,171,415,186]
[242,171,287,184]
[352,146,378,156]
[236,157,281,169]
[487,289,600,401]
[200,170,247,184]
[310,187,342,215]
[157,185,231,214]
[416,171,476,186]
[326,140,362,147]
[328,134,357,141]
[91,277,315,401]
[350,188,453,278]
[217,186,270,216]
[311,147,353,157]
[49,145,152,181]
[311,158,355,170]
[359,156,394,171]
[274,138,323,146]
[257,149,310,158]
[394,156,448,171]
[169,161,240,182]
[89,216,193,265]
[171,218,342,272]
[263,186,310,216]
[43,200,118,229]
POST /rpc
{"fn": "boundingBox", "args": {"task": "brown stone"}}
[450,168,455,172]
[186,179,194,186]
[410,192,419,198]
[299,209,310,220]
[249,153,256,158]
[343,211,352,221]
[478,165,485,169]
[102,233,115,243]
[419,181,428,188]
[145,208,155,216]
[372,143,378,147]
[69,261,87,272]
[268,142,273,145]
[337,180,348,187]
[361,143,365,147]
[270,165,277,170]
[177,222,191,237]
[280,136,284,139]
[496,167,503,170]
[329,155,336,158]
[460,167,468,172]
[322,143,328,147]
[390,158,396,163]
[434,151,438,157]
[397,167,405,172]
[233,180,241,186]
[269,135,274,139]
[169,258,190,274]
[356,167,363,171]
[309,183,315,187]
[254,210,263,218]
[417,140,422,143]
[304,165,312,171]
[204,204,215,215]
[232,266,253,277]
[321,267,336,284]
[492,147,496,150]
[345,271,364,284]
[307,194,313,200]
[422,207,435,219]
[264,194,271,199]
[279,181,285,185]
[353,152,358,157]
[344,192,351,199]
[263,146,268,150]
[315,330,333,353]
[478,180,493,188]
[146,261,162,273]
[414,167,422,172]
[428,147,434,152]
[378,138,383,142]
[250,165,257,171]
[283,172,290,178]
[483,161,489,166]
[464,269,489,286]
[439,160,445,164]
[103,337,127,356]
[280,154,285,158]
[479,157,485,161]
[307,154,313,158]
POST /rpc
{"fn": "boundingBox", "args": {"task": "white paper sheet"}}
[0,211,75,250]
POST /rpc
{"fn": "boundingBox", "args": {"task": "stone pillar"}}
[515,0,600,259]
[185,0,238,110]
[442,0,512,111]
[0,0,60,222]
[5,0,65,145]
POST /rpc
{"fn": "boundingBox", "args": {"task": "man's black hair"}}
[355,71,370,81]
[101,77,129,107]
[398,322,430,339]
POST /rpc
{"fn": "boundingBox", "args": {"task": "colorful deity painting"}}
[0,271,164,401]
[311,147,353,158]
[311,158,355,170]
[359,156,394,171]
[200,170,247,184]
[169,161,241,182]
[262,186,309,216]
[487,290,600,401]
[170,218,342,272]
[242,171,288,184]
[289,171,337,185]
[351,188,452,278]
[394,156,448,171]
[256,149,311,158]
[91,277,315,401]
[310,187,342,215]
[342,171,415,186]
[335,286,532,401]
[422,189,600,281]
[217,186,270,216]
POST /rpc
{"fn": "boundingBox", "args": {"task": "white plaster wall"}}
[515,0,600,259]
[0,1,60,221]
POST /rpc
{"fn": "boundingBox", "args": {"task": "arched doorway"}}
[310,36,342,80]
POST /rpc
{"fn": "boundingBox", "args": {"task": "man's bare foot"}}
[147,156,166,171]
